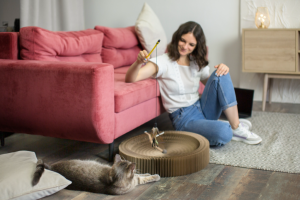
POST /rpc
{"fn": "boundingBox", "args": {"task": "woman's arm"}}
[125,50,157,83]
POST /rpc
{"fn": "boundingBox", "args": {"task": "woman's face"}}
[178,32,197,57]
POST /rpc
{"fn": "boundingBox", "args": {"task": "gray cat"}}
[32,154,160,195]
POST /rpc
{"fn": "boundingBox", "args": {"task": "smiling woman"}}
[125,21,262,147]
[167,22,208,70]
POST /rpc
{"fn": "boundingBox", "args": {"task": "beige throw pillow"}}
[0,151,71,200]
[135,3,167,58]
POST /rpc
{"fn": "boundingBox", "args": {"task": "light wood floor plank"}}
[228,169,274,200]
[258,172,300,200]
[196,166,249,200]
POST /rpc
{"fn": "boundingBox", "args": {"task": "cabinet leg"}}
[262,74,269,111]
[269,78,273,104]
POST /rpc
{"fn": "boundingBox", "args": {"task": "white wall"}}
[84,0,241,87]
[0,0,20,30]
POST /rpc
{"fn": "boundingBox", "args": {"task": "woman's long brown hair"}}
[167,21,208,70]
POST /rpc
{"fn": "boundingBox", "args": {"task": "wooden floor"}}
[1,101,300,200]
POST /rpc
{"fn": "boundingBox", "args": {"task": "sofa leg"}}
[0,132,5,147]
[109,141,114,162]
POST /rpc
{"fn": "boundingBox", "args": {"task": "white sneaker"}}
[239,119,252,131]
[219,119,252,130]
[232,123,262,145]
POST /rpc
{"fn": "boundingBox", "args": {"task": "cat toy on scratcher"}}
[144,127,166,154]
[143,39,167,154]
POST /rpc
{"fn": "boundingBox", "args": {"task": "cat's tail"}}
[32,159,51,186]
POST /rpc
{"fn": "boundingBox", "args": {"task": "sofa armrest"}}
[0,32,19,60]
[0,59,114,144]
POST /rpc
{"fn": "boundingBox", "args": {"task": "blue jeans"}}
[169,70,237,146]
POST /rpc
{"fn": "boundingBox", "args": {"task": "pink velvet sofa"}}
[0,26,204,161]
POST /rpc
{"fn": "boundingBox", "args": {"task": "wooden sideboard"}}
[242,29,300,111]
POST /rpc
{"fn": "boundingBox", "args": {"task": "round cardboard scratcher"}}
[119,131,210,177]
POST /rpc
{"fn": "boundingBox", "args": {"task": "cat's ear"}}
[114,154,122,164]
[129,163,136,172]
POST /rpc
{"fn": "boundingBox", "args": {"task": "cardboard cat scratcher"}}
[119,130,210,177]
[119,40,210,177]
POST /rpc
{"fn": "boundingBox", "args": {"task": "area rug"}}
[210,111,300,173]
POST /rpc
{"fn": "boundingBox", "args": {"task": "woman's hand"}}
[136,50,149,65]
[214,63,229,77]
[126,50,157,83]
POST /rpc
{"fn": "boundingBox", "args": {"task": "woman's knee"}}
[210,123,232,146]
[220,123,233,143]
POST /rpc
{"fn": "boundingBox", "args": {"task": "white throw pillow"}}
[135,3,167,58]
[0,151,71,200]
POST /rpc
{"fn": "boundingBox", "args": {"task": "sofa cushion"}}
[94,26,139,49]
[20,27,103,63]
[135,3,167,58]
[94,26,141,69]
[114,72,159,113]
[101,46,140,69]
[114,66,130,74]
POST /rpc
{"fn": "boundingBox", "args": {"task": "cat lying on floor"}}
[32,154,160,195]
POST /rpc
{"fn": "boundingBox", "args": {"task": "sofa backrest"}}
[0,32,19,60]
[94,26,141,69]
[20,27,104,63]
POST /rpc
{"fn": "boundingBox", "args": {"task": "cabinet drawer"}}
[243,30,296,73]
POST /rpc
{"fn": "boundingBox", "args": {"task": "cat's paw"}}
[153,174,160,181]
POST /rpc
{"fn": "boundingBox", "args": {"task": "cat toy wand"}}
[143,39,167,154]
[146,39,160,59]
